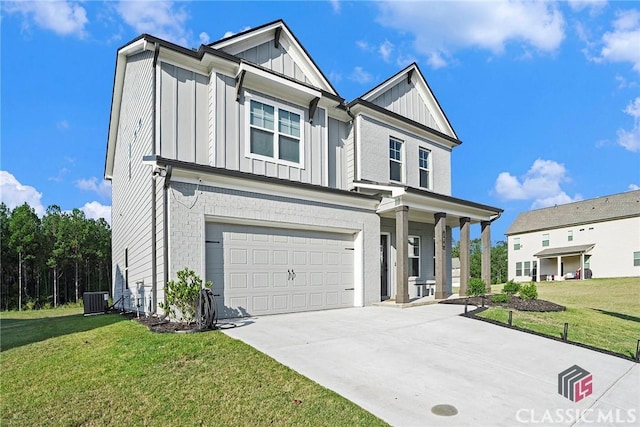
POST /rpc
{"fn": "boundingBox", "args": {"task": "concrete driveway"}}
[222,304,639,426]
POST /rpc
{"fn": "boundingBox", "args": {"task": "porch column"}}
[395,206,410,304]
[434,212,447,299]
[556,256,562,280]
[481,221,491,292]
[459,217,471,296]
[580,253,585,281]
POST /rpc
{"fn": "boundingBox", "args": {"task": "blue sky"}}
[1,0,639,241]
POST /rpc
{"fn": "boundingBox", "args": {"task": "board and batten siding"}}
[111,51,156,311]
[159,62,209,164]
[235,40,313,86]
[327,117,349,189]
[213,77,331,186]
[358,116,452,195]
[371,79,440,132]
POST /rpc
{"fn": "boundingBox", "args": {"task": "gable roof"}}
[354,63,458,140]
[505,190,640,235]
[209,19,338,96]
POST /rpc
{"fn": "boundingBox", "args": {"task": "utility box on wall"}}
[83,291,109,315]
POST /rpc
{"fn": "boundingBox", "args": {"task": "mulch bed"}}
[440,294,566,312]
[134,315,214,333]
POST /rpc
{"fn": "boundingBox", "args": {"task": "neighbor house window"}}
[568,230,573,242]
[248,98,302,165]
[516,262,522,276]
[389,138,403,182]
[408,236,420,277]
[419,147,430,189]
[634,251,640,267]
[542,233,549,247]
[524,261,531,276]
[514,238,521,251]
[585,255,591,268]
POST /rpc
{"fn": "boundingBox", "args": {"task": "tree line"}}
[452,239,508,285]
[0,202,111,311]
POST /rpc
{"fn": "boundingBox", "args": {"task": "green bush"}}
[519,283,538,300]
[468,278,487,297]
[502,280,521,295]
[160,268,211,322]
[491,293,510,303]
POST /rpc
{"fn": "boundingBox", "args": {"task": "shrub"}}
[502,280,520,295]
[519,283,538,300]
[491,293,510,303]
[160,268,211,322]
[468,278,487,297]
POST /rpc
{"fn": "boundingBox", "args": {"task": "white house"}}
[505,190,640,282]
[105,20,502,318]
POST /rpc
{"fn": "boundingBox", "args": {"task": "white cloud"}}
[629,184,640,191]
[596,10,640,72]
[49,167,70,183]
[116,0,190,46]
[568,0,607,13]
[356,40,370,51]
[198,32,210,45]
[81,201,111,224]
[349,66,374,84]
[57,119,69,130]
[0,171,45,216]
[221,26,251,41]
[5,0,88,37]
[616,97,640,152]
[329,0,341,13]
[379,40,394,62]
[76,177,111,199]
[493,159,582,209]
[377,1,564,68]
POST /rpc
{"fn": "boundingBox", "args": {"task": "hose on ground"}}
[195,288,217,330]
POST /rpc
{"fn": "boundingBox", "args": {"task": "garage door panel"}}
[292,293,307,308]
[206,223,354,319]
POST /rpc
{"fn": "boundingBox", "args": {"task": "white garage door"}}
[205,223,354,319]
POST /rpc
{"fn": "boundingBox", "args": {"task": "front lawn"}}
[1,307,387,426]
[480,277,640,358]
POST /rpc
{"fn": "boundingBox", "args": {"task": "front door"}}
[380,235,389,299]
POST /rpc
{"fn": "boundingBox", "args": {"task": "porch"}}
[357,183,503,303]
[534,244,595,281]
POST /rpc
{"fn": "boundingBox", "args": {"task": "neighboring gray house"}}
[105,20,502,318]
[505,190,640,282]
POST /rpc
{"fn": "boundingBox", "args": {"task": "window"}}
[516,262,522,276]
[408,236,420,277]
[514,237,521,251]
[584,255,591,268]
[542,233,549,247]
[248,98,302,165]
[389,138,403,182]
[419,147,430,189]
[533,261,538,275]
[524,261,531,276]
[568,230,573,242]
[634,251,640,267]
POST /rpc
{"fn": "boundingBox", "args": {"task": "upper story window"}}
[389,138,403,182]
[568,230,573,242]
[542,233,549,247]
[247,97,303,166]
[419,147,430,189]
[514,237,521,251]
[634,251,640,267]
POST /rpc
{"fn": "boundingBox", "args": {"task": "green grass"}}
[480,277,640,358]
[1,308,387,426]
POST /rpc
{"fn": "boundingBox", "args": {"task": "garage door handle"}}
[344,288,354,291]
[288,270,296,280]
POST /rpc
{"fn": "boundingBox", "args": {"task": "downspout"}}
[163,165,172,296]
[150,43,160,313]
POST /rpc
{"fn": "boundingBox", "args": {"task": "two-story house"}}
[505,190,640,282]
[105,20,502,318]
